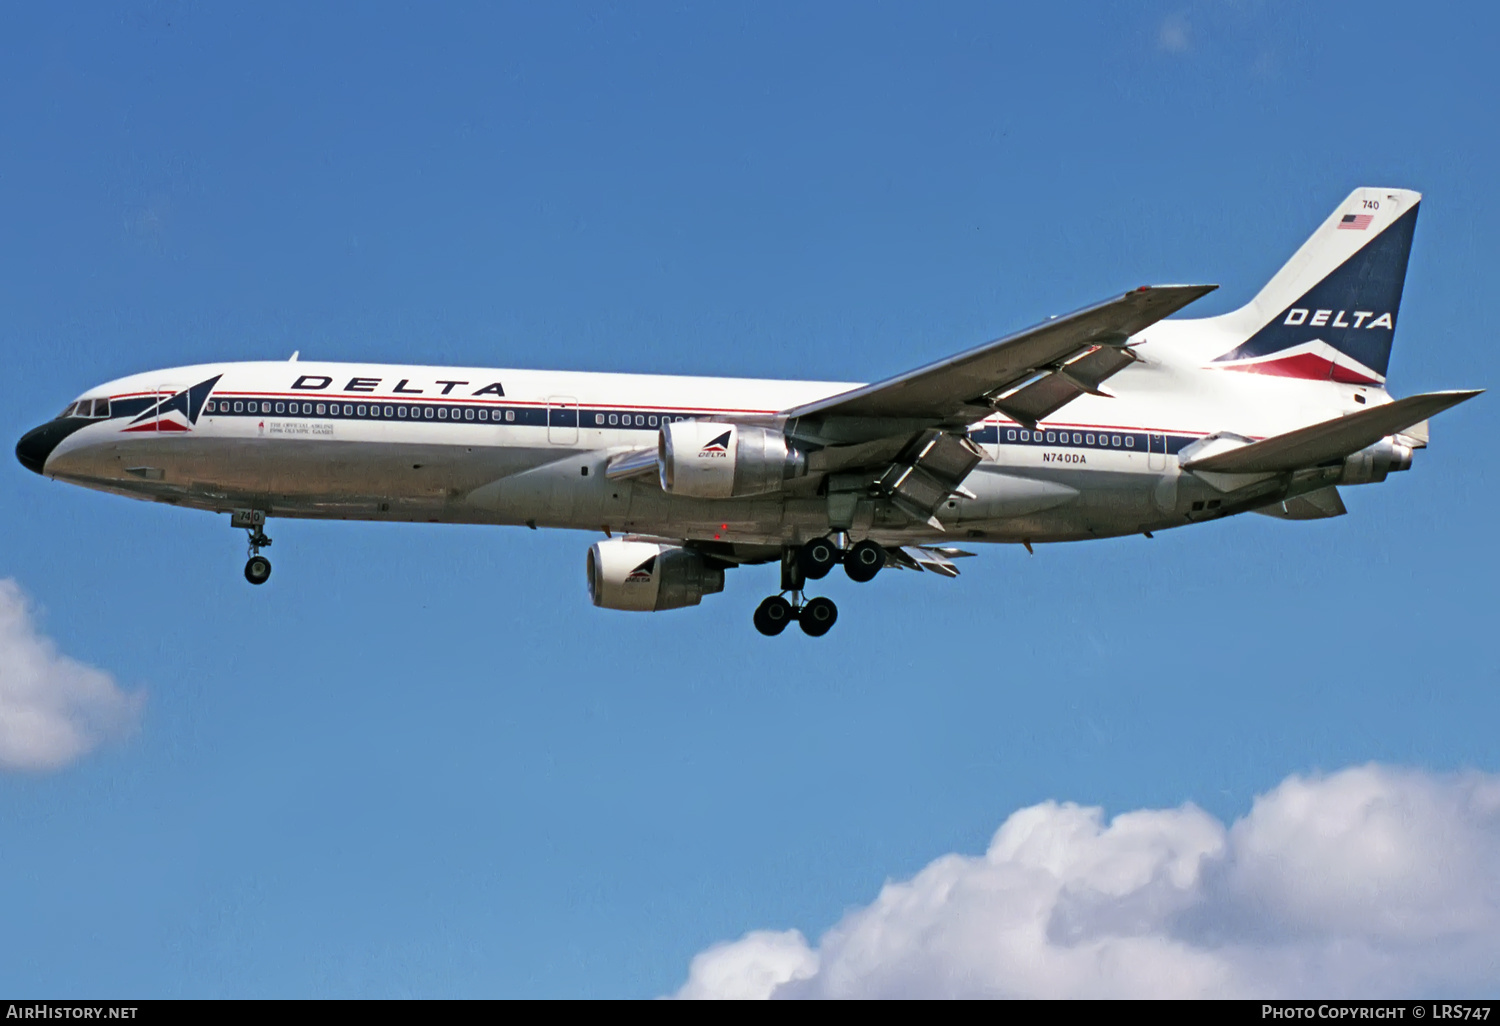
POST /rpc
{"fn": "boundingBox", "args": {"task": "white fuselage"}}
[33,316,1381,550]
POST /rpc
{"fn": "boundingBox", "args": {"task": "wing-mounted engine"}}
[586,538,725,611]
[658,421,807,498]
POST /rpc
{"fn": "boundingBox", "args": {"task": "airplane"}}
[15,187,1480,637]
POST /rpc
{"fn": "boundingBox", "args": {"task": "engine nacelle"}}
[1339,437,1413,485]
[586,539,725,612]
[658,420,806,498]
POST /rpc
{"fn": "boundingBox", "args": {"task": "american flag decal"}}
[1338,213,1374,231]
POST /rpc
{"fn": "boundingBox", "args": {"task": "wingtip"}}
[1427,388,1484,405]
[1129,283,1220,306]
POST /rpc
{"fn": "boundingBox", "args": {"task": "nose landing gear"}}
[233,509,273,585]
[245,553,272,585]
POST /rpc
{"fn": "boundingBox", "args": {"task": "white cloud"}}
[674,765,1500,998]
[676,931,819,1000]
[1158,13,1193,54]
[0,579,143,771]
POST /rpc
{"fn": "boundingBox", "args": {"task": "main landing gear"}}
[795,535,887,584]
[753,536,888,637]
[234,509,273,585]
[753,593,838,638]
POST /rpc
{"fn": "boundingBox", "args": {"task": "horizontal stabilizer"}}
[1183,390,1481,474]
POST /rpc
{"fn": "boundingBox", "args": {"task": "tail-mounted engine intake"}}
[658,421,806,498]
[586,539,725,612]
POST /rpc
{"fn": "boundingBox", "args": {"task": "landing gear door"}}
[548,396,579,445]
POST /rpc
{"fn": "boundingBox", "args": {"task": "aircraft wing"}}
[782,284,1217,433]
[1182,390,1482,474]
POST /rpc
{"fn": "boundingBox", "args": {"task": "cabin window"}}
[594,413,604,425]
[424,407,434,419]
[506,410,514,422]
[649,415,658,426]
[608,414,618,425]
[1045,431,1055,443]
[1125,436,1134,448]
[1111,435,1121,447]
[355,405,364,416]
[233,401,243,413]
[383,406,392,417]
[465,408,474,420]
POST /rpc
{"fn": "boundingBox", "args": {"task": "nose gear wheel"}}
[242,520,273,585]
[244,555,272,585]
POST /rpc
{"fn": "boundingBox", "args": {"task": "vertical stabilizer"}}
[1210,187,1419,385]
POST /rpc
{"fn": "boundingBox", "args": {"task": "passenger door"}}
[1148,432,1167,471]
[547,396,579,445]
[155,383,186,431]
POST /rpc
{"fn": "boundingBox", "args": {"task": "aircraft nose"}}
[15,420,82,475]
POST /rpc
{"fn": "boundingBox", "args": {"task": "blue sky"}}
[1,3,1497,998]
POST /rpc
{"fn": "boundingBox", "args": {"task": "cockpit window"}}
[60,398,111,419]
